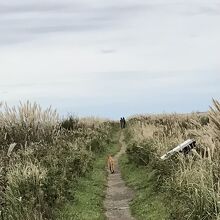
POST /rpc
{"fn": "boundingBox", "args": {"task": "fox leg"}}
[111,163,114,173]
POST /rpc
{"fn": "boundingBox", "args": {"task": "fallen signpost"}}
[160,139,196,160]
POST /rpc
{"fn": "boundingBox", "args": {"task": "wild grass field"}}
[120,99,220,220]
[1,99,220,220]
[0,101,119,220]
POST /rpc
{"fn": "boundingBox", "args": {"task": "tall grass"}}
[126,99,220,219]
[0,101,115,220]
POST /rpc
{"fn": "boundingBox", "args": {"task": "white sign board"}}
[160,139,195,160]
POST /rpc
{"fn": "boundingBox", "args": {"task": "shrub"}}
[61,116,79,130]
[126,139,156,166]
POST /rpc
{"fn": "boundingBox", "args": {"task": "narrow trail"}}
[104,131,135,220]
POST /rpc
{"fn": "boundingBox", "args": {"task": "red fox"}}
[107,155,115,174]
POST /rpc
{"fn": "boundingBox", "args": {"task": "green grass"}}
[119,154,170,220]
[57,129,120,220]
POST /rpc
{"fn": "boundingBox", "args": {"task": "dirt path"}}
[104,131,135,220]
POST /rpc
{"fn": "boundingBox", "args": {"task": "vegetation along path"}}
[104,131,135,220]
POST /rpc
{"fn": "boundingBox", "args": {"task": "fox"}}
[107,155,115,174]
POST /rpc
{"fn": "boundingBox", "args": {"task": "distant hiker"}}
[122,117,126,128]
[120,118,123,129]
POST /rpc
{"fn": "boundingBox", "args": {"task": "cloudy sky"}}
[0,0,219,118]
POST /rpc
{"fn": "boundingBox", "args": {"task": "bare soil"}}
[104,132,135,220]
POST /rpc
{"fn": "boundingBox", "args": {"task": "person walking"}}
[120,118,123,129]
[122,117,126,128]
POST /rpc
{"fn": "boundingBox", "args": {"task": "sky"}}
[0,0,220,119]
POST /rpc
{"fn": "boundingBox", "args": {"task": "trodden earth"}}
[104,132,135,220]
